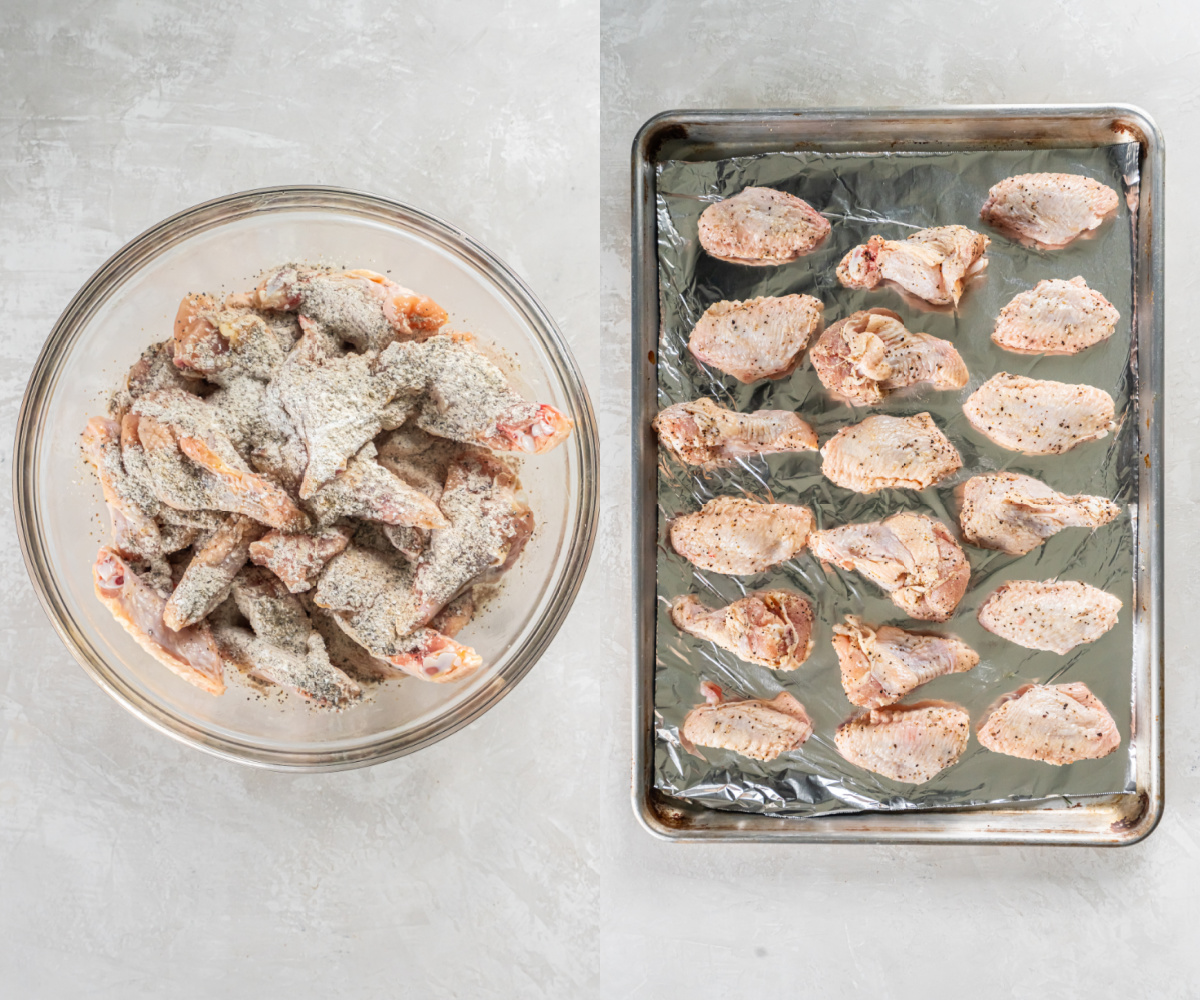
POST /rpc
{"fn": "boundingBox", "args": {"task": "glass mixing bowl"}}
[13,187,598,770]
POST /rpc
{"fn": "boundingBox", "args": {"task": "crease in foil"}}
[652,144,1141,818]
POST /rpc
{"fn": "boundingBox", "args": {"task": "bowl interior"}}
[22,193,592,767]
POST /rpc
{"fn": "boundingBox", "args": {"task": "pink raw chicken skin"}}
[697,187,831,264]
[977,682,1120,764]
[680,681,814,762]
[93,546,225,695]
[980,173,1119,248]
[249,265,449,351]
[378,334,574,456]
[387,628,483,683]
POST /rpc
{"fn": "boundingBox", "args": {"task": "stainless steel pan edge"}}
[630,106,1164,845]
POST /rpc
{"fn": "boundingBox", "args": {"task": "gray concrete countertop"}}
[1,1,1196,996]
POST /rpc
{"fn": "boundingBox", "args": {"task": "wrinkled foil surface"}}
[653,145,1140,817]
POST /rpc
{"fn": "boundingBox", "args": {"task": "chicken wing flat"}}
[837,225,989,307]
[835,701,970,784]
[305,442,448,529]
[810,308,968,406]
[958,472,1120,556]
[272,342,413,498]
[670,496,814,575]
[687,294,823,383]
[248,523,355,593]
[809,512,969,621]
[250,265,448,352]
[977,579,1121,654]
[378,334,573,455]
[820,412,962,493]
[82,416,165,560]
[375,423,469,500]
[653,397,817,468]
[670,589,814,671]
[306,601,405,682]
[118,414,220,548]
[833,616,978,710]
[224,566,362,708]
[410,452,533,626]
[214,623,361,710]
[93,547,224,695]
[681,681,813,762]
[697,187,830,265]
[163,514,264,631]
[980,173,1119,248]
[963,373,1116,455]
[977,682,1120,764]
[992,277,1118,355]
[313,542,417,635]
[312,543,482,683]
[205,375,308,493]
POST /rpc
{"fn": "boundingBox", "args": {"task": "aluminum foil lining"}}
[653,144,1141,818]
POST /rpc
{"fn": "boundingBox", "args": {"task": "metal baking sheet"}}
[630,107,1164,844]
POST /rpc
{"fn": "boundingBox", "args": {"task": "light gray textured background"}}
[1,1,1196,997]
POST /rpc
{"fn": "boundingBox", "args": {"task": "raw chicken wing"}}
[379,334,573,455]
[958,472,1120,556]
[992,277,1119,355]
[108,340,196,416]
[250,265,448,352]
[837,225,989,306]
[163,514,264,630]
[82,416,165,560]
[820,412,962,493]
[305,442,449,529]
[313,543,482,683]
[810,308,968,406]
[977,682,1120,764]
[306,602,405,682]
[93,547,224,695]
[223,567,362,708]
[249,523,355,593]
[697,187,830,264]
[172,294,292,384]
[680,681,813,762]
[653,397,816,468]
[809,512,969,621]
[835,700,970,784]
[670,497,813,575]
[272,338,416,498]
[410,452,534,627]
[214,624,361,710]
[307,591,479,685]
[980,173,1119,248]
[977,579,1121,654]
[963,373,1116,455]
[687,294,823,382]
[833,616,978,709]
[131,389,309,530]
[670,590,814,671]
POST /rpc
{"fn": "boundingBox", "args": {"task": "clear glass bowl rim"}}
[12,185,599,771]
